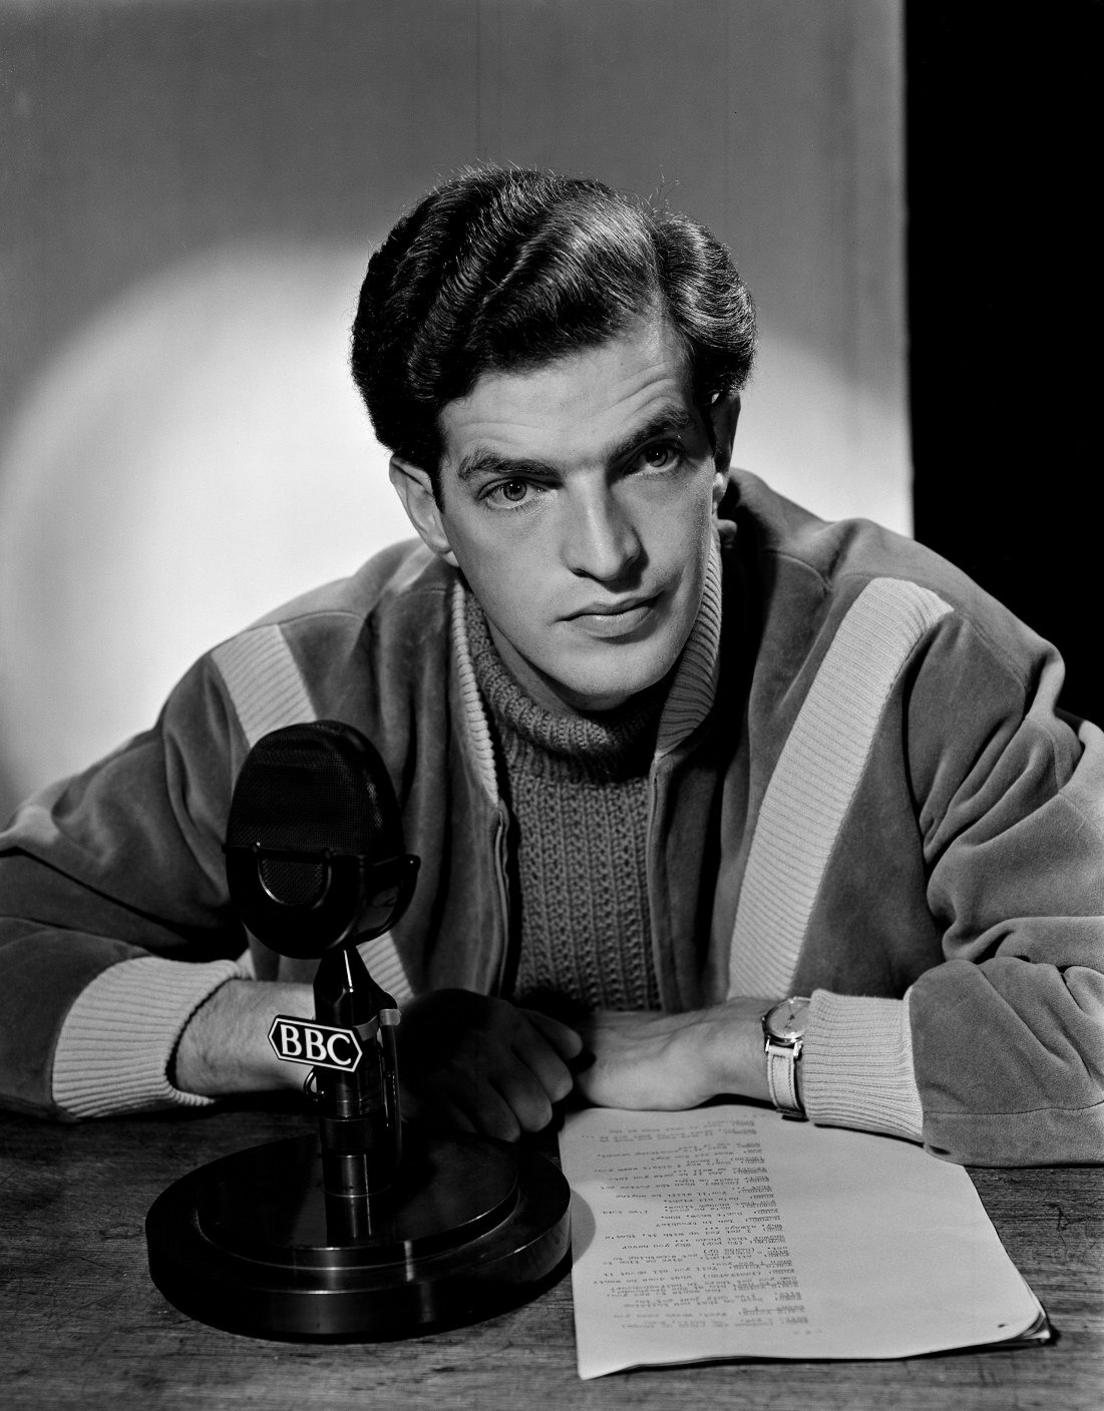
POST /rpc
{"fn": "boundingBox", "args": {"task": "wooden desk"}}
[1,1104,1100,1410]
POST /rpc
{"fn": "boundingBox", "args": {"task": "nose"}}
[561,484,644,584]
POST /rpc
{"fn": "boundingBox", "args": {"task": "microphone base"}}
[145,1127,571,1342]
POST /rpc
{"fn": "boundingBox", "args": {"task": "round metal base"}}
[145,1128,571,1342]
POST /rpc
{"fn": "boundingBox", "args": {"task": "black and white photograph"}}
[1,3,1100,1407]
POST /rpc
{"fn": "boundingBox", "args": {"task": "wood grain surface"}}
[1,1104,1100,1410]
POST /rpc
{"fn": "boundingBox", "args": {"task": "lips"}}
[566,596,657,639]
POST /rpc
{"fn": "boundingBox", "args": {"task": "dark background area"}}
[908,1,1102,723]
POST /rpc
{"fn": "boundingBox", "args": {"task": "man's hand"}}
[396,989,583,1142]
[575,997,775,1112]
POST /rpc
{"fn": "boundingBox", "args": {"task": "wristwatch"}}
[761,996,810,1119]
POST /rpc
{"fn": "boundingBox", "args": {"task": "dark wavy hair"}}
[350,166,757,491]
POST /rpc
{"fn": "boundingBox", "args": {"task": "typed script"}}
[559,1106,1047,1379]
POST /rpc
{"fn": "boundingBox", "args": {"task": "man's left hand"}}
[574,998,774,1111]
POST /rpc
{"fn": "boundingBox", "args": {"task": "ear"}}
[388,456,459,567]
[709,393,741,510]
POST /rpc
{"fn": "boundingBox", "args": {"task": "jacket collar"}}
[655,528,723,757]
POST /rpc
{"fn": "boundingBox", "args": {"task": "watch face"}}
[768,996,810,1042]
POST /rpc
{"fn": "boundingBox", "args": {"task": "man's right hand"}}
[395,989,583,1142]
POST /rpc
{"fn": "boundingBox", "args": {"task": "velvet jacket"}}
[2,473,1102,1165]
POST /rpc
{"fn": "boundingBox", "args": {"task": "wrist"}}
[172,979,314,1097]
[696,1002,773,1106]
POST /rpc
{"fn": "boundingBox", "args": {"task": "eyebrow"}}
[455,403,695,484]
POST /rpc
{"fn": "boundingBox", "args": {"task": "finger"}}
[524,1008,585,1059]
[510,1024,578,1105]
[425,1100,478,1136]
[434,1068,523,1143]
[402,1078,478,1135]
[491,1066,557,1135]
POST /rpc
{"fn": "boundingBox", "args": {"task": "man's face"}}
[392,316,736,715]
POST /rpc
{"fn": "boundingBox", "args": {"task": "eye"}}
[485,478,538,509]
[637,443,681,472]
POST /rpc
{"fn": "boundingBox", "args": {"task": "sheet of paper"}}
[559,1106,1047,1379]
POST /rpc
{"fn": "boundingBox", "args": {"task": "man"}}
[1,167,1101,1165]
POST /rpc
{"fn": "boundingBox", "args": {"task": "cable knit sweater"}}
[467,593,661,1012]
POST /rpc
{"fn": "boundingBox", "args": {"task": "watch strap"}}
[762,996,810,1120]
[764,1036,804,1118]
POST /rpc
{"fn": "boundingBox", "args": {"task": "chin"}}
[562,644,678,713]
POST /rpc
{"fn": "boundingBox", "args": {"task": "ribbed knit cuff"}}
[52,955,251,1119]
[802,989,924,1143]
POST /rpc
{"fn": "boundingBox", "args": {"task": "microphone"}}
[224,719,418,959]
[146,720,571,1342]
[225,720,419,1214]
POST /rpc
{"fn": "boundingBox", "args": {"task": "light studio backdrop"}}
[0,0,908,816]
[4,1,1095,822]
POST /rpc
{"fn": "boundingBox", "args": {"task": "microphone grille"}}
[226,720,403,858]
[257,856,328,908]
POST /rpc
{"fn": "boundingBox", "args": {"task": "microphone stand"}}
[311,941,402,1243]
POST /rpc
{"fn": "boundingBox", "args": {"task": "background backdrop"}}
[7,0,1070,822]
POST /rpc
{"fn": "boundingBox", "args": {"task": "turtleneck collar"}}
[464,592,664,778]
[449,525,725,795]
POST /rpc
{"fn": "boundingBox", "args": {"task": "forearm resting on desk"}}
[577,994,928,1150]
[179,985,586,1142]
[172,979,314,1097]
[76,972,919,1149]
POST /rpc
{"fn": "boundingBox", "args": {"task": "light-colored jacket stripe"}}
[212,624,412,1003]
[450,579,503,805]
[211,625,316,747]
[727,577,952,999]
[356,934,412,1003]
